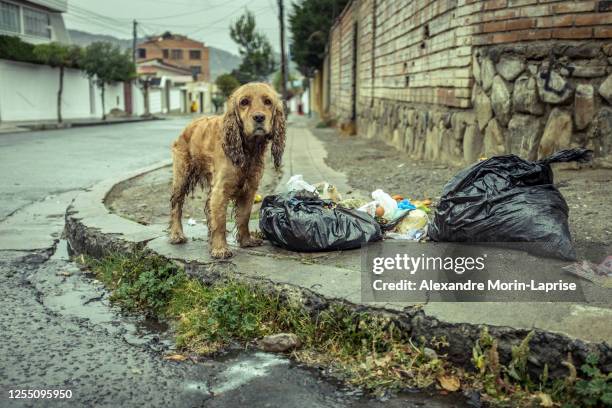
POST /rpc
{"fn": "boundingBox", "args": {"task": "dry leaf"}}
[438,375,460,392]
[163,354,187,362]
[536,392,553,407]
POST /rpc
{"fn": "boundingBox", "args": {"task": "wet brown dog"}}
[168,82,285,258]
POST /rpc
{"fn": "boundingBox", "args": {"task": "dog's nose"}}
[252,113,265,123]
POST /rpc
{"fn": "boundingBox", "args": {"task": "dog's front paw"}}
[239,236,263,248]
[210,246,233,259]
[169,232,187,244]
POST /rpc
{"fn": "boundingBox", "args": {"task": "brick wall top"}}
[326,0,612,117]
[473,0,612,44]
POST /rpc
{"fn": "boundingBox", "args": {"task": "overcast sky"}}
[64,0,283,55]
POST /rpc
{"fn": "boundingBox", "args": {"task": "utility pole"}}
[277,0,288,104]
[132,19,137,65]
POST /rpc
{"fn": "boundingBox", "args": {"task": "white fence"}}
[0,59,213,122]
[0,59,130,122]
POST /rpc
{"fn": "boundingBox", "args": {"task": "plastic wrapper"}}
[428,148,593,260]
[259,191,382,252]
[286,175,317,193]
[371,189,397,218]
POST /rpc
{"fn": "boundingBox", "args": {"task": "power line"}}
[66,13,131,36]
[185,0,252,36]
[133,2,229,21]
[46,0,129,25]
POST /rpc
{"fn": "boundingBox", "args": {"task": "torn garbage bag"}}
[429,148,593,261]
[259,191,382,252]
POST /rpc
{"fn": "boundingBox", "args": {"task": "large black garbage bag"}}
[259,191,382,252]
[429,148,593,260]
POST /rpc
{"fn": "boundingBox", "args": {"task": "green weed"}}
[84,251,186,317]
[471,328,612,407]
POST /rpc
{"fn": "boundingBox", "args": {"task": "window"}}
[191,66,201,76]
[23,7,50,38]
[189,50,201,60]
[0,1,20,33]
[162,49,169,59]
[170,49,183,59]
[137,48,146,58]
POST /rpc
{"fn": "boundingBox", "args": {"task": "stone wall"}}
[325,0,612,164]
[473,41,612,162]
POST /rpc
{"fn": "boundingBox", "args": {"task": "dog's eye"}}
[240,98,249,106]
[263,98,272,106]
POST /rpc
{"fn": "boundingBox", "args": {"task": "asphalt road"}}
[0,118,467,408]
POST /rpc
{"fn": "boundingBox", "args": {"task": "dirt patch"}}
[105,160,282,226]
[309,124,612,254]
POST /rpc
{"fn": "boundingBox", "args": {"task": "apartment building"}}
[136,32,210,82]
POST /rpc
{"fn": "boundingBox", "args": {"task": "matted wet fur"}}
[169,82,286,259]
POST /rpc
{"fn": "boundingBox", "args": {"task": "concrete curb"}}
[3,116,162,133]
[64,163,611,379]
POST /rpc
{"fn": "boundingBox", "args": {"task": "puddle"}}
[34,240,174,351]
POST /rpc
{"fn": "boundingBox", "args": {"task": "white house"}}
[0,0,71,44]
[137,58,214,115]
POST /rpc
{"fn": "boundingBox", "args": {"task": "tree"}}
[272,70,298,95]
[215,73,241,99]
[288,0,350,76]
[81,42,135,120]
[33,43,82,123]
[229,10,276,83]
[211,94,225,113]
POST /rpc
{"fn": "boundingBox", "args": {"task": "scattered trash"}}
[259,191,382,252]
[259,333,301,352]
[187,217,197,226]
[314,182,342,202]
[385,209,428,241]
[563,256,612,287]
[286,174,317,193]
[338,198,368,209]
[429,148,593,260]
[276,176,431,245]
[356,200,378,217]
[397,198,416,211]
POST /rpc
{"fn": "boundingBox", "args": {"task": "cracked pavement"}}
[0,119,466,407]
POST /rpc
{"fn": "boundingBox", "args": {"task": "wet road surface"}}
[0,119,468,407]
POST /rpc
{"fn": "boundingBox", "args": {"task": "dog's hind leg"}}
[169,142,190,244]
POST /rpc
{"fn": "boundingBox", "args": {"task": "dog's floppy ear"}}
[222,92,245,168]
[271,98,286,171]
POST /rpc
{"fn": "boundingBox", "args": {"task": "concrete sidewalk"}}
[65,120,612,375]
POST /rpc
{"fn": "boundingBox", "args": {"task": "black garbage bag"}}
[259,191,382,252]
[429,148,593,260]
